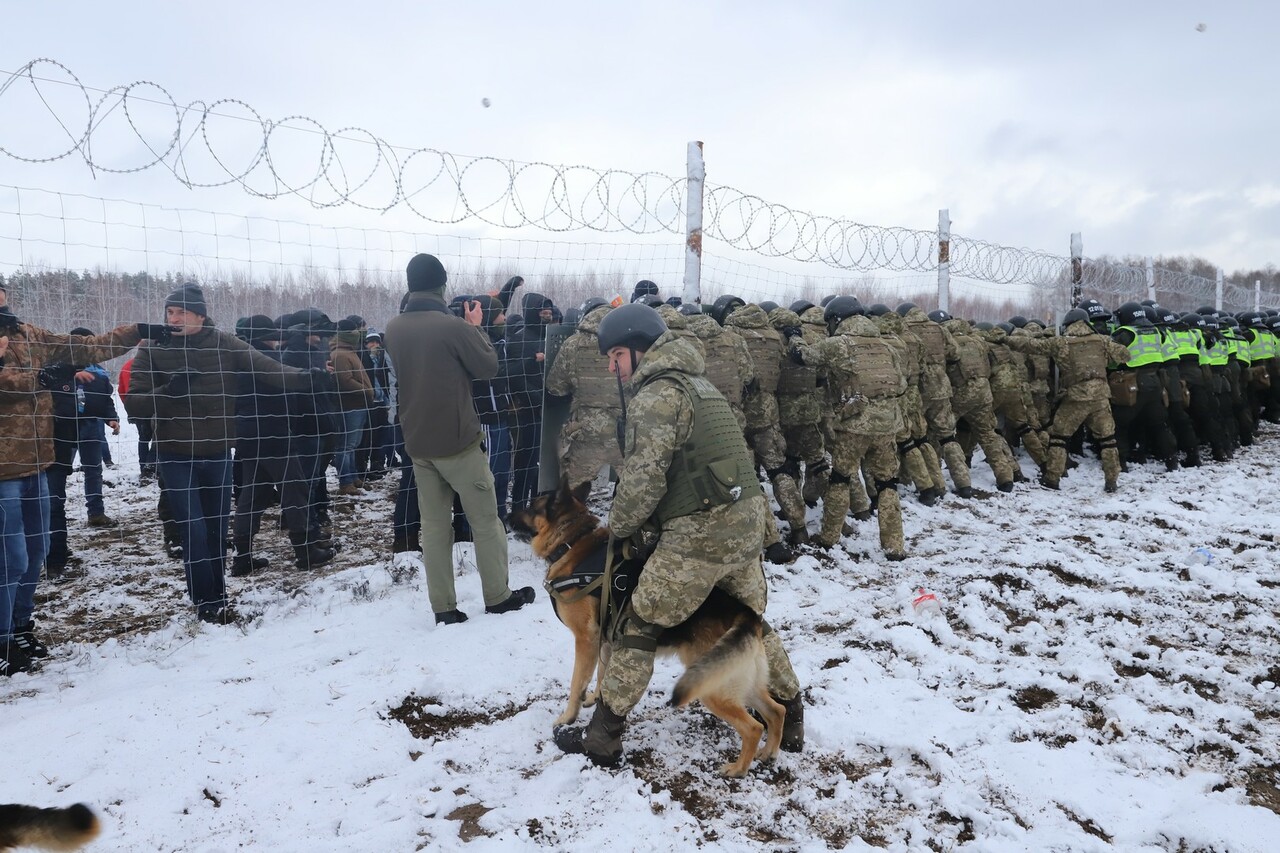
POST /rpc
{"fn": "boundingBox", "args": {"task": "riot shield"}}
[538,323,575,492]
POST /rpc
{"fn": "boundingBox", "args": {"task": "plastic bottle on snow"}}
[912,587,941,618]
[1184,547,1214,567]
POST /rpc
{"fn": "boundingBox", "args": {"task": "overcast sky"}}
[4,1,1277,281]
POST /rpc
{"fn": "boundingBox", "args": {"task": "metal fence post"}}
[1215,269,1224,312]
[683,141,704,305]
[937,209,951,313]
[1256,280,1262,311]
[1145,257,1156,302]
[1070,233,1083,307]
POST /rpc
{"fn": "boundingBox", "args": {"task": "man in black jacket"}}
[501,285,557,510]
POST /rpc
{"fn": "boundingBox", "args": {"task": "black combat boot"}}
[289,531,336,571]
[553,702,626,768]
[776,692,805,753]
[763,541,795,564]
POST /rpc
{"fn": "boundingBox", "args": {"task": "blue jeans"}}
[0,473,50,639]
[47,419,106,548]
[391,423,420,539]
[158,452,233,615]
[336,408,368,486]
[482,422,512,520]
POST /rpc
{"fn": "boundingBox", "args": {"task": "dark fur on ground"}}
[0,803,100,851]
[511,477,786,777]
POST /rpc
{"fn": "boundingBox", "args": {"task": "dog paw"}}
[719,763,749,778]
[553,711,579,727]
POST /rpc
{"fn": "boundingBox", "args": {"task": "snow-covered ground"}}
[7,415,1280,852]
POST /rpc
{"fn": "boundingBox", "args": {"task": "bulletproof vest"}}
[644,371,762,524]
[1170,330,1201,359]
[1115,326,1164,368]
[776,358,819,396]
[737,327,783,394]
[1060,334,1109,386]
[568,332,620,411]
[698,332,744,407]
[952,337,991,384]
[912,321,947,365]
[833,336,905,400]
[1201,338,1229,367]
[1228,334,1251,364]
[1249,329,1277,361]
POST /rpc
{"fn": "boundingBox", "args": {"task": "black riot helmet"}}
[711,294,746,326]
[759,300,779,313]
[895,302,917,317]
[678,303,703,317]
[1156,308,1180,327]
[996,322,1015,334]
[1196,305,1217,317]
[1008,315,1029,328]
[789,299,816,315]
[820,294,838,308]
[927,309,952,324]
[1200,313,1220,332]
[866,303,891,317]
[1077,299,1111,321]
[1181,312,1207,330]
[823,295,865,327]
[596,303,668,356]
[578,296,609,318]
[1114,301,1149,327]
[1061,307,1091,328]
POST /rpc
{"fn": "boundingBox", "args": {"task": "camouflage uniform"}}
[728,305,806,541]
[982,327,1049,469]
[900,308,972,492]
[794,315,907,558]
[797,306,833,504]
[599,331,801,715]
[1005,320,1131,490]
[545,305,625,490]
[1019,322,1055,426]
[876,311,940,498]
[943,320,1017,487]
[769,307,827,512]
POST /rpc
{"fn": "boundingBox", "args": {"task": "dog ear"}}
[570,480,592,505]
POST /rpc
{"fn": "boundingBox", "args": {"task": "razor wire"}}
[2,57,1279,308]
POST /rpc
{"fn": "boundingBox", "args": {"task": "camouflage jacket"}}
[727,304,783,431]
[981,327,1031,393]
[794,315,905,435]
[901,307,958,401]
[0,321,141,480]
[608,331,764,562]
[1005,321,1130,403]
[685,314,753,411]
[769,307,823,426]
[545,304,624,417]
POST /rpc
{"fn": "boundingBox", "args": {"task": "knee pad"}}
[940,434,960,447]
[873,478,899,495]
[1048,436,1069,448]
[1015,423,1034,437]
[1095,433,1118,450]
[807,459,829,475]
[829,469,853,486]
[612,604,662,652]
[780,457,802,479]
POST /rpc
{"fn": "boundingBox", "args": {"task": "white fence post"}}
[1256,279,1262,311]
[1070,233,1083,307]
[1215,269,1224,312]
[1145,257,1156,302]
[937,209,951,313]
[683,141,704,305]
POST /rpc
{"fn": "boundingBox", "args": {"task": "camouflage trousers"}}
[783,421,828,508]
[600,497,801,715]
[1044,398,1120,489]
[991,385,1049,468]
[820,429,904,556]
[897,393,942,494]
[559,413,624,491]
[749,424,805,535]
[923,394,972,491]
[952,385,1017,486]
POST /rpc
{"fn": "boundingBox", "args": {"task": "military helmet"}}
[1220,315,1240,329]
[678,303,703,317]
[895,302,917,317]
[561,307,583,326]
[596,303,668,355]
[1114,302,1152,327]
[1239,310,1265,328]
[664,295,683,308]
[1200,313,1220,331]
[1141,305,1160,324]
[975,321,995,331]
[1139,298,1158,307]
[1008,315,1029,328]
[710,294,746,326]
[1181,312,1207,330]
[1196,305,1217,317]
[1029,319,1047,328]
[823,295,865,326]
[820,294,838,308]
[789,299,816,315]
[1062,307,1091,328]
[759,300,779,314]
[579,296,609,315]
[866,303,891,317]
[635,293,664,308]
[996,322,1015,334]
[927,309,952,323]
[1156,308,1180,327]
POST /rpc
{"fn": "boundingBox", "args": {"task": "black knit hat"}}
[406,253,448,292]
[165,283,208,318]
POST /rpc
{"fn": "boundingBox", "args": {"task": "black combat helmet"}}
[1181,312,1207,330]
[759,300,779,313]
[1061,307,1091,328]
[823,295,865,327]
[1077,299,1111,321]
[975,321,995,331]
[579,296,609,317]
[1156,308,1180,327]
[597,303,669,355]
[789,299,816,315]
[678,303,703,317]
[1201,313,1220,331]
[1196,305,1217,316]
[711,294,746,326]
[997,322,1015,334]
[866,303,891,317]
[635,294,664,308]
[895,302,917,317]
[927,309,952,323]
[1114,302,1150,327]
[1008,315,1029,328]
[820,294,838,308]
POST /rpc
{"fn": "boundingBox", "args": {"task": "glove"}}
[781,325,802,340]
[37,363,75,390]
[0,306,20,333]
[788,344,807,366]
[137,323,172,343]
[165,372,192,397]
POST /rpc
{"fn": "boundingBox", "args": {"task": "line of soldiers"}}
[542,286,1280,563]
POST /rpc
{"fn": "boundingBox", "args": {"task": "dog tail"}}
[669,613,766,709]
[0,803,100,851]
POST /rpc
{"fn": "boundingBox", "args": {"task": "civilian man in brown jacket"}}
[385,254,534,625]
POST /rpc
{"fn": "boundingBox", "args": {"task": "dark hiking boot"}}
[392,533,421,554]
[434,609,469,626]
[197,606,240,625]
[1104,481,1118,494]
[1038,476,1060,490]
[485,586,536,614]
[88,514,118,528]
[852,510,873,522]
[786,526,810,548]
[1165,457,1180,472]
[996,480,1014,493]
[954,486,975,499]
[0,643,36,677]
[13,621,49,659]
[289,531,335,571]
[776,692,805,753]
[553,702,626,768]
[763,542,795,565]
[917,487,940,507]
[230,554,255,578]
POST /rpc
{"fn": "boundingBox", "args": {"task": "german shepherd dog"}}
[510,478,785,777]
[0,803,99,851]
